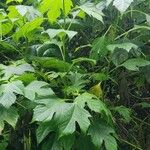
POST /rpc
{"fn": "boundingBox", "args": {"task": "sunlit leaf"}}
[113,0,134,13]
[0,81,24,108]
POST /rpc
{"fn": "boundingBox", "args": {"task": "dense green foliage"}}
[0,0,150,149]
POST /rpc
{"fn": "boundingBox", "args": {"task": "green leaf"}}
[33,98,71,122]
[75,93,112,119]
[91,73,109,81]
[88,119,117,150]
[72,57,96,66]
[32,57,72,72]
[0,81,24,108]
[133,25,150,31]
[0,63,34,79]
[138,102,150,108]
[39,0,73,23]
[75,134,94,150]
[111,49,128,66]
[0,41,18,53]
[121,58,150,71]
[36,40,62,57]
[13,17,43,41]
[90,36,109,60]
[107,43,138,52]
[24,81,54,101]
[57,103,91,136]
[112,105,132,123]
[0,105,19,134]
[36,122,55,143]
[60,134,75,150]
[146,14,150,24]
[113,0,134,13]
[16,73,37,85]
[64,73,87,96]
[44,29,77,40]
[33,98,91,136]
[79,2,104,23]
[106,0,113,6]
[15,5,42,21]
[142,65,150,83]
[0,20,13,36]
[6,0,23,4]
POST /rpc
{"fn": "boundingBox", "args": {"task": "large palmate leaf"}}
[113,0,134,13]
[0,63,34,79]
[79,2,104,23]
[0,81,24,107]
[33,98,71,122]
[39,0,73,22]
[24,81,54,101]
[0,105,19,134]
[121,58,150,71]
[88,119,117,150]
[33,97,91,136]
[75,93,112,119]
[60,103,91,136]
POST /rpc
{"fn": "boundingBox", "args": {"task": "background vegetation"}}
[0,0,150,149]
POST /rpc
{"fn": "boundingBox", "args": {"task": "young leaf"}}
[13,17,43,41]
[112,105,132,123]
[89,82,103,98]
[39,0,73,23]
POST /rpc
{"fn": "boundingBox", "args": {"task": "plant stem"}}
[117,137,143,150]
[0,23,2,41]
[63,0,66,29]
